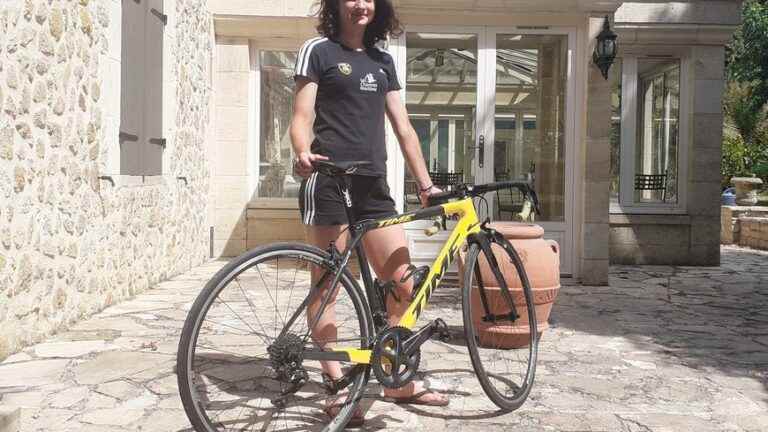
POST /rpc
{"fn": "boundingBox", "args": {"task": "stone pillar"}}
[212,38,251,257]
[689,46,726,265]
[580,17,612,285]
[537,40,565,220]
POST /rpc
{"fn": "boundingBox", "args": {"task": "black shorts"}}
[299,173,397,226]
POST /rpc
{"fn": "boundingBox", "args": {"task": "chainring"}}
[371,326,421,389]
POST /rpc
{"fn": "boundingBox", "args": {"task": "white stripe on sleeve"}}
[295,37,320,75]
[297,38,327,78]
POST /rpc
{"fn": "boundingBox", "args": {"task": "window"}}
[257,50,302,199]
[610,56,688,213]
[120,0,165,176]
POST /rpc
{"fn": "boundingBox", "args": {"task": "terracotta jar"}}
[459,223,560,348]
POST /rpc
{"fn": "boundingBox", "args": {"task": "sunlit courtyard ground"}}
[0,245,766,431]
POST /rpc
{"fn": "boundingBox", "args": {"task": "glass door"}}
[403,31,481,212]
[487,30,573,273]
[393,27,574,274]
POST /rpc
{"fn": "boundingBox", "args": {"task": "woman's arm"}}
[385,91,439,206]
[290,78,327,178]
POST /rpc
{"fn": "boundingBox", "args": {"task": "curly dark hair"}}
[314,0,403,48]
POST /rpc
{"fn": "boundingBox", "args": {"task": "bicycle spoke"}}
[253,263,285,332]
[233,275,277,344]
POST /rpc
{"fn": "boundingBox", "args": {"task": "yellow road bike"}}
[178,161,541,431]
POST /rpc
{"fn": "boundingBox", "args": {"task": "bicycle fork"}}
[468,229,522,324]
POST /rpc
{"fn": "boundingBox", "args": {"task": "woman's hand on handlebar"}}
[418,185,443,208]
[293,151,329,178]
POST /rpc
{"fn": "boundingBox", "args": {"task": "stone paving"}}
[0,245,767,431]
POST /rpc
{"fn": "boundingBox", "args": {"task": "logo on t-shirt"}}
[338,63,352,75]
[360,73,378,92]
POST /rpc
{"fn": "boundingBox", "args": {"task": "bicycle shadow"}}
[180,353,341,431]
[360,368,512,431]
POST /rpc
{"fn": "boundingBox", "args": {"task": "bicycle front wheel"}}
[177,243,373,432]
[461,242,538,411]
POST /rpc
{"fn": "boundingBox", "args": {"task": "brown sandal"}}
[324,394,365,428]
[383,389,449,406]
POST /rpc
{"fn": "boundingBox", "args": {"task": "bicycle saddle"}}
[313,160,372,177]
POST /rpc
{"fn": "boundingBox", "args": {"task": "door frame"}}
[387,25,579,275]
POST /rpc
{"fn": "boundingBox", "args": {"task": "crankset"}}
[371,326,421,389]
[371,319,451,389]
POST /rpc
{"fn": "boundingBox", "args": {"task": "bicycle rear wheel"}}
[177,243,373,432]
[461,242,538,411]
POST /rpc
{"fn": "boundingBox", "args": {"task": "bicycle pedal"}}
[434,318,451,342]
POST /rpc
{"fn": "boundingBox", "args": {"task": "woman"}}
[290,0,449,425]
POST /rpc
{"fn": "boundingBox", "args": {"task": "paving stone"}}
[84,392,118,410]
[34,340,115,358]
[100,300,174,316]
[0,390,46,408]
[157,394,184,409]
[73,351,171,385]
[132,409,190,431]
[69,316,151,333]
[21,407,77,431]
[0,359,69,388]
[145,374,178,395]
[1,352,33,363]
[80,407,144,426]
[122,390,159,409]
[49,386,89,408]
[95,380,142,400]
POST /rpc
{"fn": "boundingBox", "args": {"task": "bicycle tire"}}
[177,242,373,432]
[461,242,538,411]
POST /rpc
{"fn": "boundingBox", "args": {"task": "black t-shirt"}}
[294,37,402,176]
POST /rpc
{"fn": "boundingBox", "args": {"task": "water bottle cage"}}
[401,264,430,301]
[375,278,400,303]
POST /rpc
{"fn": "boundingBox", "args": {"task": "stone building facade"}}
[0,0,214,359]
[209,0,740,284]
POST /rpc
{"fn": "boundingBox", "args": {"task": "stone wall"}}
[721,205,768,250]
[0,0,213,360]
[739,217,768,250]
[610,214,692,265]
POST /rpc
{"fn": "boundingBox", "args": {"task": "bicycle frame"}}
[298,184,483,366]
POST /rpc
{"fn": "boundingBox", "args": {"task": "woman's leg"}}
[362,225,448,403]
[306,225,348,380]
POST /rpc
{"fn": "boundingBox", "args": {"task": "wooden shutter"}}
[120,0,146,175]
[143,0,165,176]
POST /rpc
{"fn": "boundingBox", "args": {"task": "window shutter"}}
[120,0,146,175]
[143,0,165,176]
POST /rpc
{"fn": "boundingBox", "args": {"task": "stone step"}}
[0,407,20,432]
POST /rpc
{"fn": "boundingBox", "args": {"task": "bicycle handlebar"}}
[427,181,542,215]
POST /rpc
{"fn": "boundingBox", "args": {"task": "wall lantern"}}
[592,16,617,80]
